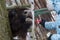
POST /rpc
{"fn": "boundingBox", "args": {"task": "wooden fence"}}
[5,0,47,9]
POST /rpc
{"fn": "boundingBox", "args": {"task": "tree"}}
[0,0,12,40]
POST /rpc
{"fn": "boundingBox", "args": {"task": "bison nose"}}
[25,18,32,22]
[25,18,32,24]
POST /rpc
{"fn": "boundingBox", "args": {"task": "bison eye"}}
[24,12,27,14]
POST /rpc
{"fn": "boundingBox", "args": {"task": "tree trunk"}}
[0,0,12,40]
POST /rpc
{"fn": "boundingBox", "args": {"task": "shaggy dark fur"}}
[8,8,32,38]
